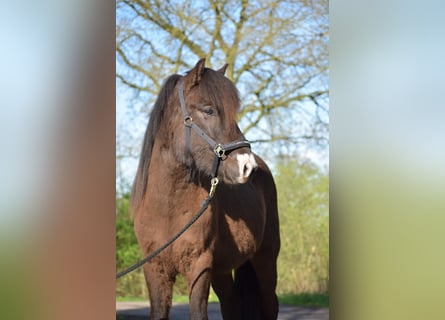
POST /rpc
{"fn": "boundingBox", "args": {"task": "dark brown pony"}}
[130,59,280,320]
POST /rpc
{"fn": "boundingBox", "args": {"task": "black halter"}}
[178,78,251,181]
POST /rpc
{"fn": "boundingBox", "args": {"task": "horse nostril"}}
[243,161,253,177]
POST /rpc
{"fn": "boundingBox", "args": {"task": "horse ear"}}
[217,63,228,75]
[188,58,206,86]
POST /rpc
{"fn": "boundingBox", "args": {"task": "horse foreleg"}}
[211,273,241,320]
[143,263,175,320]
[185,254,213,320]
[251,253,279,320]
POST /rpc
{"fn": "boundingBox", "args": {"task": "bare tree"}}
[117,0,328,182]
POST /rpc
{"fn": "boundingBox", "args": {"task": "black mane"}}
[130,74,181,213]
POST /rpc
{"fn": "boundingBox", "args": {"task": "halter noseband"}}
[178,78,251,182]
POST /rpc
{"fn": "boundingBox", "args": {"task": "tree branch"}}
[123,0,207,58]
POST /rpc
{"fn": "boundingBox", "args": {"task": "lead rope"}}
[116,177,219,279]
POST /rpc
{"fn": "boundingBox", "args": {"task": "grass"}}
[278,293,329,307]
[117,292,328,307]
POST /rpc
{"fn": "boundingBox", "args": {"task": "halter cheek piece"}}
[178,78,251,190]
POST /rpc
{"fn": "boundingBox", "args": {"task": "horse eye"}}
[202,107,215,116]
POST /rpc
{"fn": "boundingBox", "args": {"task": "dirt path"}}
[116,301,329,320]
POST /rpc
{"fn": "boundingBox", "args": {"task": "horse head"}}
[170,58,257,184]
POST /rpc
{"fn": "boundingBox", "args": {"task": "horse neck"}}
[147,138,207,197]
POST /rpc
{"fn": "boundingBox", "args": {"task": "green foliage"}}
[116,194,147,298]
[116,194,139,269]
[275,157,329,294]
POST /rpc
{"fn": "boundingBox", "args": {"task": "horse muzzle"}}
[221,151,258,184]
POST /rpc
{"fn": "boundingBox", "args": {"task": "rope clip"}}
[209,177,219,197]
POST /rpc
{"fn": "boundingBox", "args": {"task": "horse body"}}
[131,59,280,320]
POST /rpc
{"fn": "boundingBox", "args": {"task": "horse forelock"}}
[199,68,240,125]
[130,74,181,215]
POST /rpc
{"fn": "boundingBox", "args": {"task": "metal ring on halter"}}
[184,116,193,126]
[213,144,225,158]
